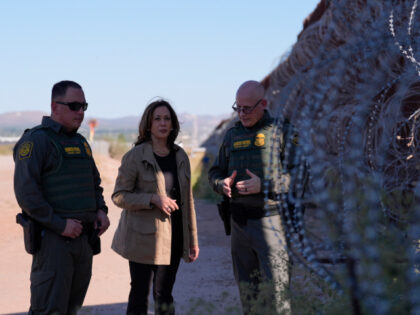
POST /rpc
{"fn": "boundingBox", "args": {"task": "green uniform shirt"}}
[13,116,107,235]
[208,111,299,209]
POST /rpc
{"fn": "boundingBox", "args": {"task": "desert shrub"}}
[0,143,13,155]
[192,153,219,201]
[108,134,131,160]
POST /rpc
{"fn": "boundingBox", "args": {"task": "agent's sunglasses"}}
[232,99,262,114]
[56,101,88,112]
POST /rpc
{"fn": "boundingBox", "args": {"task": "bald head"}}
[236,80,265,100]
[234,80,267,127]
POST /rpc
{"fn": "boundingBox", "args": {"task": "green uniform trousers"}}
[231,215,291,315]
[29,229,93,315]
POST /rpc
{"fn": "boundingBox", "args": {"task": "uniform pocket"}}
[30,271,55,310]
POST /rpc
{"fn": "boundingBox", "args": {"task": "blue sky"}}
[0,1,319,118]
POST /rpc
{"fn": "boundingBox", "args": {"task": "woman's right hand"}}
[151,194,179,216]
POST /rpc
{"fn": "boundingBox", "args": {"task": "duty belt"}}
[230,203,280,226]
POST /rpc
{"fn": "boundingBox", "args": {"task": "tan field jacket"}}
[111,141,198,265]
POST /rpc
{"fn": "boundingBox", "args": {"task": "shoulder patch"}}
[292,134,299,145]
[84,142,92,157]
[18,141,33,160]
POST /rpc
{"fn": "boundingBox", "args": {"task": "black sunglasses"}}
[232,99,262,114]
[56,101,88,112]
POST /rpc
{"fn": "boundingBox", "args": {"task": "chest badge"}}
[18,141,33,160]
[254,133,265,147]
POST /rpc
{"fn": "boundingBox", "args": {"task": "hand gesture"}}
[94,209,110,236]
[61,219,83,239]
[222,170,237,198]
[151,194,179,216]
[188,246,199,263]
[236,169,261,195]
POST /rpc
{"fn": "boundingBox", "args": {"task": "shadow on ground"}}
[4,302,128,315]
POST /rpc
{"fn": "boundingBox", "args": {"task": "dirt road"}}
[0,154,240,315]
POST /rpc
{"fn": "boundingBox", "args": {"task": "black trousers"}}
[127,211,183,315]
[127,253,181,315]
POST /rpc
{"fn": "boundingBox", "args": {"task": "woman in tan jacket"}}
[111,99,199,315]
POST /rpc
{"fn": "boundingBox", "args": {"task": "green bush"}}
[192,154,220,201]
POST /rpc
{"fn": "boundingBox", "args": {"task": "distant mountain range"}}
[0,111,47,129]
[0,110,230,147]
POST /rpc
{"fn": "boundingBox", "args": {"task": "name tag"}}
[233,140,251,149]
[64,147,81,154]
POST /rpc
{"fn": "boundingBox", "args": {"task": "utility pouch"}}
[217,197,231,236]
[16,213,42,255]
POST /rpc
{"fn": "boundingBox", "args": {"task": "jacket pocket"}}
[30,271,55,310]
[128,209,157,234]
[139,168,158,194]
[142,170,157,182]
[141,161,157,182]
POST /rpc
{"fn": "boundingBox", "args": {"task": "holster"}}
[217,197,231,236]
[88,230,101,255]
[16,212,42,255]
[85,224,101,255]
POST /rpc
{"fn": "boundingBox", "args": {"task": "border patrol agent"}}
[208,80,298,314]
[13,80,110,315]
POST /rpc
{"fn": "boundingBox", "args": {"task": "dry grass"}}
[0,143,14,155]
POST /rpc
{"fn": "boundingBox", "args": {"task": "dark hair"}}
[51,80,82,101]
[135,99,180,146]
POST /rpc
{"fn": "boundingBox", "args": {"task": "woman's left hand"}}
[188,246,199,263]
